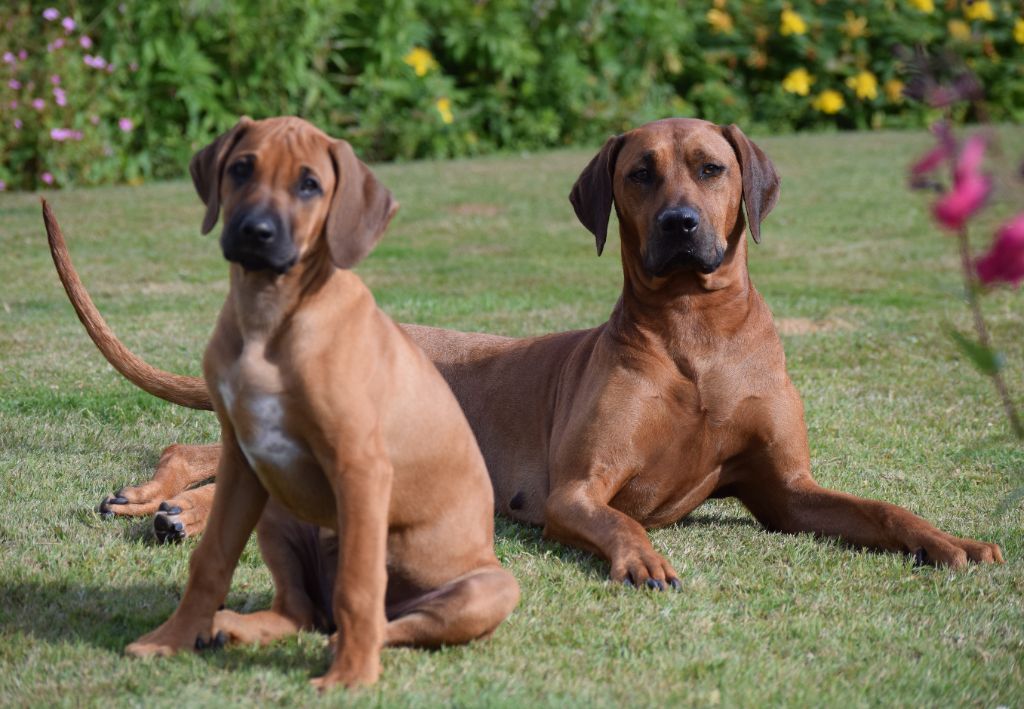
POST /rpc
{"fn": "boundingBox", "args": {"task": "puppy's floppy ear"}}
[325,139,399,269]
[189,116,252,235]
[569,134,624,256]
[721,124,780,244]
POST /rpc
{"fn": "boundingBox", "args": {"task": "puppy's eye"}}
[227,160,253,181]
[629,168,651,184]
[296,176,319,197]
[700,163,724,178]
[299,176,322,197]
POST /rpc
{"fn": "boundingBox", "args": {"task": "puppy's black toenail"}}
[99,510,114,520]
[158,501,171,512]
[623,578,635,587]
[645,579,663,591]
[195,636,207,650]
[111,496,128,505]
[212,631,227,649]
[669,578,681,590]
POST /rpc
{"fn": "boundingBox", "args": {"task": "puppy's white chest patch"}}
[218,380,306,473]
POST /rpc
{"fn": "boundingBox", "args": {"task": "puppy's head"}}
[570,118,779,278]
[190,116,398,275]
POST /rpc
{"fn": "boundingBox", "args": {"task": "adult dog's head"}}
[189,116,398,275]
[570,118,779,280]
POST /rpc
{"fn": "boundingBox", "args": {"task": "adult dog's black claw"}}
[645,578,664,591]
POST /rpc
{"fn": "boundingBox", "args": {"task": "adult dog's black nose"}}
[657,206,700,236]
[241,215,277,243]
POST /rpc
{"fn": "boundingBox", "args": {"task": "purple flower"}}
[42,8,60,21]
[2,52,14,64]
[118,117,134,132]
[41,172,54,185]
[50,127,83,142]
[0,180,5,191]
[50,74,61,85]
[61,17,76,32]
[105,64,115,73]
[32,98,45,111]
[79,36,93,49]
[18,50,27,61]
[47,38,65,52]
[53,87,67,106]
[83,54,107,70]
[8,79,20,90]
[13,119,23,130]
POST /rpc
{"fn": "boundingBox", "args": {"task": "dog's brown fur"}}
[47,118,1001,588]
[43,116,519,689]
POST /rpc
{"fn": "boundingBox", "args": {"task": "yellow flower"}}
[403,47,437,77]
[435,97,453,124]
[908,0,934,12]
[782,68,814,95]
[780,8,807,35]
[812,90,845,114]
[948,19,971,39]
[1015,18,1024,44]
[706,8,734,33]
[845,71,878,100]
[962,0,994,21]
[884,78,904,102]
[841,11,868,38]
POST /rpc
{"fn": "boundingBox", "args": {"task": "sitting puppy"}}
[43,116,519,689]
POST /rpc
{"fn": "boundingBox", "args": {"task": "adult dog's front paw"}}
[912,531,1004,569]
[609,546,681,591]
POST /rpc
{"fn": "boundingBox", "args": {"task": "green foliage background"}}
[2,0,1023,189]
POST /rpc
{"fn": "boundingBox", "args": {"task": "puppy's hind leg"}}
[385,566,520,648]
[212,502,325,646]
[99,443,220,518]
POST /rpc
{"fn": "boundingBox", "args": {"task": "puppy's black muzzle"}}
[220,209,298,274]
[643,206,724,276]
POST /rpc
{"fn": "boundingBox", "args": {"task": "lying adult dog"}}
[42,116,519,689]
[48,118,1002,588]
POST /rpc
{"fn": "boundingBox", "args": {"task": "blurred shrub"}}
[2,0,1022,190]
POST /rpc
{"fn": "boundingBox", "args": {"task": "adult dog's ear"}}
[721,124,780,244]
[569,134,623,256]
[189,116,252,235]
[326,139,399,269]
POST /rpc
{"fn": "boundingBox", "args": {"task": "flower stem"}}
[957,229,1024,439]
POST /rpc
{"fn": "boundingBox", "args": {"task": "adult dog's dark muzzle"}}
[643,206,724,276]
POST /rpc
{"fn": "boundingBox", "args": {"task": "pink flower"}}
[8,79,20,90]
[32,98,45,111]
[50,74,61,85]
[118,117,134,132]
[13,119,22,129]
[2,52,14,64]
[0,180,5,191]
[61,17,75,32]
[42,8,59,21]
[53,87,67,106]
[47,38,65,52]
[41,172,54,185]
[50,127,82,141]
[83,54,107,69]
[79,36,93,49]
[932,135,991,231]
[976,214,1024,288]
[18,50,27,61]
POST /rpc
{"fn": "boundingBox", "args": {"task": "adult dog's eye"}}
[299,176,322,197]
[227,160,253,181]
[629,168,651,184]
[700,163,724,178]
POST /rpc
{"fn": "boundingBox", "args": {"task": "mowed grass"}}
[2,126,1023,707]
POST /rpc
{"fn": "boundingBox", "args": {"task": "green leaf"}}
[947,328,1003,377]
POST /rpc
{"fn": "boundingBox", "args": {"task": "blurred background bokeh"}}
[2,0,1022,191]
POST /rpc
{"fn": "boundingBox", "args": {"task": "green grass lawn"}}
[2,127,1023,707]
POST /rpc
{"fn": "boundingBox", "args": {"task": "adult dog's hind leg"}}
[99,443,220,518]
[384,566,519,648]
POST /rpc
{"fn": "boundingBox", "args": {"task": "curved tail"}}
[41,198,213,410]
